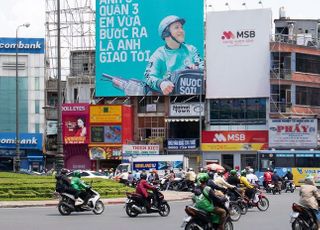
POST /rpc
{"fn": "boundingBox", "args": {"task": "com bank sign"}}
[0,38,44,54]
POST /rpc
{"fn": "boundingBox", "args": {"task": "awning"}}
[165,118,199,122]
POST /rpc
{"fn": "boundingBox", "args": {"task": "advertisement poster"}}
[90,125,122,143]
[89,145,122,160]
[96,0,204,96]
[269,119,318,148]
[62,103,89,144]
[90,105,122,123]
[206,9,271,98]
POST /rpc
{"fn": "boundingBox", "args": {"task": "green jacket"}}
[194,186,214,213]
[144,43,203,93]
[71,177,88,191]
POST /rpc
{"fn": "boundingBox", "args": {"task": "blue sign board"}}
[0,38,44,54]
[0,133,43,150]
[167,138,197,150]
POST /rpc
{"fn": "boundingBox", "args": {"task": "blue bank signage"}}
[0,133,43,150]
[0,38,44,54]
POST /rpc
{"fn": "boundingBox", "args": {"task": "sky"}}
[0,0,319,38]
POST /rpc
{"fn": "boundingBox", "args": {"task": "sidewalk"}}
[0,191,192,208]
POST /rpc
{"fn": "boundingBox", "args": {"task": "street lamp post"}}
[15,23,30,172]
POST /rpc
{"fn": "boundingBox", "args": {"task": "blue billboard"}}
[0,38,44,54]
[96,0,204,96]
[0,133,43,150]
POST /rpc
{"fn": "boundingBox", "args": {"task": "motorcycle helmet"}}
[197,173,209,183]
[240,170,247,176]
[73,171,81,178]
[158,15,185,40]
[60,168,69,175]
[140,173,147,180]
[230,169,237,176]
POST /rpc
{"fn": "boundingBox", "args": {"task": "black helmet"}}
[140,173,147,180]
[60,168,69,175]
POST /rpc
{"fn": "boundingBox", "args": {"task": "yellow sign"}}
[202,143,266,151]
[90,105,122,123]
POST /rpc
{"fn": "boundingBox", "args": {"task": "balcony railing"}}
[271,33,320,48]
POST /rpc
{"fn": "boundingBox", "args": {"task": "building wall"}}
[0,52,45,134]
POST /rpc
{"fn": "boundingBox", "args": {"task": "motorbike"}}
[125,189,170,217]
[290,203,318,230]
[245,189,270,211]
[227,187,248,215]
[181,203,233,230]
[102,69,204,96]
[269,181,282,195]
[57,187,105,216]
[284,179,295,193]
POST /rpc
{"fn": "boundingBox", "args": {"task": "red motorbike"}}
[245,189,269,211]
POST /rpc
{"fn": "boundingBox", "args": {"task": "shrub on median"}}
[0,172,134,200]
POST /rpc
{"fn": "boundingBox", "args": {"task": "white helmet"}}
[158,15,185,40]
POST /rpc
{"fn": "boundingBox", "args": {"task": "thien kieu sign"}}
[122,145,159,155]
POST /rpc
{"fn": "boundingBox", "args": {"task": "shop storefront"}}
[202,130,268,170]
[89,105,133,170]
[0,133,43,172]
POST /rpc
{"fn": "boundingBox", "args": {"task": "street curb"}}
[0,195,192,208]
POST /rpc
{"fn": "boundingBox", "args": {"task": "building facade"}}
[0,37,45,171]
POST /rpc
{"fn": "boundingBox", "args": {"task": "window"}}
[73,88,78,102]
[296,53,320,74]
[209,98,266,125]
[296,86,320,106]
[35,100,40,114]
[35,77,40,90]
[35,123,40,133]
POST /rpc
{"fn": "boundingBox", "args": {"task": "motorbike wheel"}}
[239,202,248,215]
[257,197,269,211]
[93,200,105,215]
[125,203,139,218]
[185,220,203,230]
[291,217,305,230]
[58,202,72,216]
[159,203,170,217]
[291,188,295,193]
[225,220,234,230]
[229,203,242,222]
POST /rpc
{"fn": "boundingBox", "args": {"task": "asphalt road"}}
[0,190,298,230]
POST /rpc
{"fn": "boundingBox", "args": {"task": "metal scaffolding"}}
[45,0,95,81]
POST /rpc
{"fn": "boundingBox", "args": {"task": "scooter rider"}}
[283,169,294,189]
[271,170,282,191]
[299,175,320,225]
[55,168,78,196]
[136,172,157,209]
[194,173,227,230]
[239,170,256,201]
[263,168,273,189]
[144,15,204,95]
[71,171,91,207]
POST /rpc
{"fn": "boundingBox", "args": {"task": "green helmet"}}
[73,171,81,178]
[230,169,237,176]
[158,15,185,40]
[197,173,209,183]
[240,170,247,176]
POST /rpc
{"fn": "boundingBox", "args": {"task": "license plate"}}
[290,212,299,223]
[181,216,191,228]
